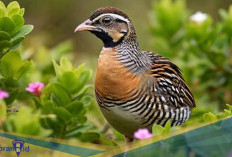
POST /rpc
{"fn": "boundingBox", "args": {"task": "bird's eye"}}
[101,16,113,25]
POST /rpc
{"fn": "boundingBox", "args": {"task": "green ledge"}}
[114,117,232,157]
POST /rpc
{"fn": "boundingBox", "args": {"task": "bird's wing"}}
[144,51,196,109]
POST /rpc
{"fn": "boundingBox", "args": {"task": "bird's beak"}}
[74,19,95,32]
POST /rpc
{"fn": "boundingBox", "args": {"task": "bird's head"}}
[75,7,137,48]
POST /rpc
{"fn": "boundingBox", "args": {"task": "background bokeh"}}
[2,0,232,57]
[0,0,232,152]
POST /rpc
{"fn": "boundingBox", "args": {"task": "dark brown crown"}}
[89,7,130,21]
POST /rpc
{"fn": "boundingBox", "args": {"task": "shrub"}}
[0,1,101,143]
[150,0,232,126]
[0,0,232,146]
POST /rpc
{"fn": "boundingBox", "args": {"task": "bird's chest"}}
[95,48,142,100]
[94,48,150,137]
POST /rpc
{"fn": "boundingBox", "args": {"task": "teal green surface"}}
[1,118,232,157]
[114,117,232,157]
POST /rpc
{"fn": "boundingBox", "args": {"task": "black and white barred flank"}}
[96,50,194,127]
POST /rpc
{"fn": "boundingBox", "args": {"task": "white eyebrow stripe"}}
[92,13,130,23]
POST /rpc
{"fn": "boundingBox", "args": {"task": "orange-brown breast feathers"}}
[95,48,143,101]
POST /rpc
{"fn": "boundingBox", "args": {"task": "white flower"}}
[190,11,208,23]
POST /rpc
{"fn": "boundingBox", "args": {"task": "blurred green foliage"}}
[0,1,33,105]
[0,1,104,144]
[0,1,33,57]
[39,58,97,141]
[150,0,232,127]
[152,120,171,137]
[2,106,51,136]
[0,0,232,148]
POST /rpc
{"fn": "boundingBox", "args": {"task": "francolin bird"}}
[75,7,196,142]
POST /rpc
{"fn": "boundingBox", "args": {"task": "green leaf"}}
[0,9,5,18]
[0,17,15,35]
[152,124,164,136]
[19,8,24,16]
[80,96,93,107]
[163,120,171,133]
[3,88,18,105]
[74,63,85,78]
[0,31,10,41]
[52,59,62,77]
[53,107,72,122]
[0,101,7,123]
[7,107,43,135]
[58,71,79,93]
[98,135,118,146]
[66,124,92,138]
[219,9,228,20]
[41,115,63,133]
[0,40,12,52]
[74,70,92,93]
[60,57,73,71]
[11,25,33,40]
[10,36,24,50]
[2,121,13,132]
[15,60,33,79]
[224,109,231,116]
[66,130,81,138]
[53,57,74,77]
[74,85,92,99]
[79,116,87,124]
[113,129,125,141]
[8,7,20,17]
[203,112,217,122]
[7,1,20,10]
[0,50,22,78]
[0,1,6,10]
[38,127,52,137]
[11,14,24,33]
[0,2,6,17]
[65,101,84,117]
[51,93,61,106]
[80,132,100,142]
[41,101,56,112]
[41,83,71,106]
[226,104,232,110]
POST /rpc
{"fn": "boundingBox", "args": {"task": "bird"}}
[75,7,196,142]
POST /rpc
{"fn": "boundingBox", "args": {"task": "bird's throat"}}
[90,31,125,48]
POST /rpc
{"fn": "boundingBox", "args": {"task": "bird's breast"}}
[95,48,142,100]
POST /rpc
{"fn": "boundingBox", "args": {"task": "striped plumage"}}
[75,7,195,139]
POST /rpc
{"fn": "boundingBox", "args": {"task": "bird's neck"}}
[113,39,152,75]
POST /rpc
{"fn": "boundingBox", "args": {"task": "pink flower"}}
[133,128,153,140]
[227,151,232,157]
[25,82,44,97]
[0,88,9,99]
